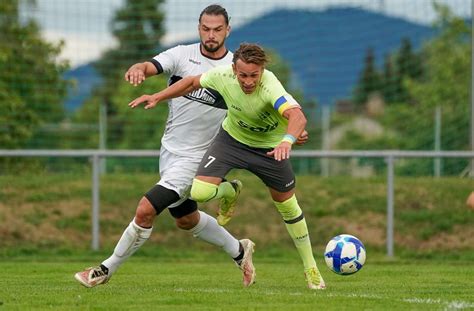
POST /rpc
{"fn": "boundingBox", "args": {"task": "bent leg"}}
[170,200,240,258]
[191,177,236,203]
[170,199,255,286]
[186,210,241,258]
[102,185,181,275]
[184,210,256,287]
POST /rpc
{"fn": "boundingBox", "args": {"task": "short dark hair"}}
[232,43,268,66]
[199,4,230,25]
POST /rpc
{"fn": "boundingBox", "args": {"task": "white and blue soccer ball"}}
[324,234,366,275]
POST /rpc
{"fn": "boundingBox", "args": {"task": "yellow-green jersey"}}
[200,65,301,148]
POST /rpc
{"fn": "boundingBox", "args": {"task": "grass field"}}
[1,172,473,309]
[1,253,473,310]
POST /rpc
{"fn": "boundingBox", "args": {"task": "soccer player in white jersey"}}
[128,43,325,290]
[74,5,256,288]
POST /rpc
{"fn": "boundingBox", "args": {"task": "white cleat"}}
[74,266,109,288]
[237,239,256,287]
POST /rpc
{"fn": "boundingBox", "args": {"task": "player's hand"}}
[267,141,292,161]
[124,67,146,86]
[128,94,159,109]
[295,130,309,146]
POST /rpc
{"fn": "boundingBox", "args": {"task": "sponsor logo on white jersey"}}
[188,58,201,65]
[184,88,217,105]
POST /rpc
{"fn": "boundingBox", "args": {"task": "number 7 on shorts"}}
[204,155,216,168]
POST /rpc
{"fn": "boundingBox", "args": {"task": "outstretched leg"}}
[271,188,325,290]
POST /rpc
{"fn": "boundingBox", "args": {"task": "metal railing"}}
[1,149,473,256]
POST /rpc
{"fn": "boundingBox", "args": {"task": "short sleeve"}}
[262,70,301,115]
[273,94,301,115]
[151,45,183,75]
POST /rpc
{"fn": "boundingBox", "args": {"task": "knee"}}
[135,197,156,227]
[175,211,200,230]
[190,179,217,202]
[274,195,302,221]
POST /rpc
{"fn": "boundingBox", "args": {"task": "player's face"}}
[198,14,230,53]
[232,60,264,94]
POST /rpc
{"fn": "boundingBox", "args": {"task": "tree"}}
[401,3,471,174]
[71,0,166,151]
[353,38,424,107]
[353,47,382,109]
[392,37,424,104]
[381,53,397,103]
[341,3,471,175]
[399,38,423,79]
[0,0,69,149]
[94,0,165,115]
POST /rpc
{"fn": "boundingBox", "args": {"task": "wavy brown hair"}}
[232,43,268,66]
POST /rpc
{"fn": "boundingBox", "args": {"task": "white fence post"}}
[91,153,100,251]
[386,155,395,258]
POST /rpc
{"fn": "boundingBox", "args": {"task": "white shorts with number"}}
[157,147,203,208]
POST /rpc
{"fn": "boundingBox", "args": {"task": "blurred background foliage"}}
[0,0,472,176]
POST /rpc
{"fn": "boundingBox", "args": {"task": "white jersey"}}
[152,43,232,158]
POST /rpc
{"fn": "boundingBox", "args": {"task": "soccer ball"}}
[324,234,366,275]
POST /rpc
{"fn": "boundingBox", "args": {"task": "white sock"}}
[102,219,152,275]
[189,211,240,258]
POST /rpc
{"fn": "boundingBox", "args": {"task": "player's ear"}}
[226,26,231,38]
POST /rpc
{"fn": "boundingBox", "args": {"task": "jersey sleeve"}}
[199,66,223,90]
[263,71,301,115]
[151,45,183,75]
[273,93,301,115]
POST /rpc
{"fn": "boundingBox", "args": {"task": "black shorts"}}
[196,128,296,192]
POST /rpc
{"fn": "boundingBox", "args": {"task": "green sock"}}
[191,179,235,202]
[274,195,317,270]
[285,219,317,270]
[216,181,236,200]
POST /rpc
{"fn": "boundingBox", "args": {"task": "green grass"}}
[1,172,473,258]
[0,254,473,310]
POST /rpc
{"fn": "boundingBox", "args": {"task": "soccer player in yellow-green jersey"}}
[129,43,325,290]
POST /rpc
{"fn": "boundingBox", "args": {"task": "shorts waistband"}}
[217,127,273,153]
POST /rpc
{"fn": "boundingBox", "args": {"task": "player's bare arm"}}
[267,107,307,161]
[283,107,307,138]
[124,62,159,86]
[128,75,202,109]
[295,130,309,145]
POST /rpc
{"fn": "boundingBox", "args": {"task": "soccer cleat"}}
[74,266,109,288]
[217,180,242,226]
[236,239,256,287]
[304,267,326,290]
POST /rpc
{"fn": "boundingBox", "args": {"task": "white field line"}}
[403,297,474,310]
[173,288,474,309]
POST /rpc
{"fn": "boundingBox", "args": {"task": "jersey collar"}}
[200,44,229,60]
